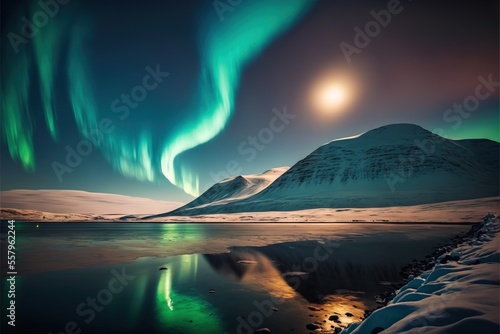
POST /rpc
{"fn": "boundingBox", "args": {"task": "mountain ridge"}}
[152,124,499,217]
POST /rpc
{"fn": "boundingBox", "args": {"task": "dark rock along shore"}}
[364,215,494,320]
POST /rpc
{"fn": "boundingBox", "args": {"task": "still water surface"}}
[0,223,471,333]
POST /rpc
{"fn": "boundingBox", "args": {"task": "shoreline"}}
[345,213,500,333]
[1,197,498,223]
[364,221,476,318]
[0,219,477,225]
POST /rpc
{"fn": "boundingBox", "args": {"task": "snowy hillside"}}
[342,214,500,334]
[156,167,288,216]
[158,124,499,216]
[1,189,183,215]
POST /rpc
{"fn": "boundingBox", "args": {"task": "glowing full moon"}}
[312,81,350,115]
[320,85,346,108]
[309,69,358,118]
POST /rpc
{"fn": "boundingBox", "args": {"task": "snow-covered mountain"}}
[157,124,499,216]
[164,167,288,215]
[1,189,183,214]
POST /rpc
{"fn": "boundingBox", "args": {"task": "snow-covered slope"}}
[1,189,183,215]
[159,124,499,216]
[162,167,288,216]
[342,214,500,334]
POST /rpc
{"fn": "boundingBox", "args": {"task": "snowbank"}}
[1,189,183,215]
[342,214,500,334]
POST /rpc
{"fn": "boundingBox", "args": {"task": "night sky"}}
[1,0,498,203]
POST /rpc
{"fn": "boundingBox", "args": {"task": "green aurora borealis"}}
[2,0,314,196]
[160,0,315,196]
[1,0,498,201]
